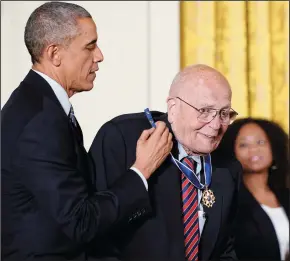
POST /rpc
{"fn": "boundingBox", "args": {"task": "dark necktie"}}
[69,106,77,127]
[181,157,200,261]
[69,106,83,145]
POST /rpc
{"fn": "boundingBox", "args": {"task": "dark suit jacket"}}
[234,183,289,260]
[1,70,151,261]
[89,111,242,261]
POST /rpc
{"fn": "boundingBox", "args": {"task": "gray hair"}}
[24,1,92,64]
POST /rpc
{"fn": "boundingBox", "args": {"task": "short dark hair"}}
[215,118,289,189]
[24,1,92,64]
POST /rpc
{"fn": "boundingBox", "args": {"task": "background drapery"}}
[180,1,289,132]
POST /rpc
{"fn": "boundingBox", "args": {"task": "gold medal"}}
[202,187,215,208]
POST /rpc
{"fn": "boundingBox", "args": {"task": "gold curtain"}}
[180,1,289,133]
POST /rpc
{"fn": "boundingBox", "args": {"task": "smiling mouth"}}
[249,155,262,162]
[201,133,216,139]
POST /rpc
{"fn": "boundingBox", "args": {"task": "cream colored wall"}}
[1,1,180,150]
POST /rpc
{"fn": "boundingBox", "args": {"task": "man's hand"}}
[132,121,173,179]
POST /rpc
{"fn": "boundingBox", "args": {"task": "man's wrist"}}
[130,167,148,191]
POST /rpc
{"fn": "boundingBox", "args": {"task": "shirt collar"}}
[178,142,202,173]
[178,143,201,162]
[33,69,71,115]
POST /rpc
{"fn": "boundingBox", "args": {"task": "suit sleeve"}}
[12,112,151,244]
[219,160,242,261]
[89,121,151,220]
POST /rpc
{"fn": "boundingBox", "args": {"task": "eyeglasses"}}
[175,97,238,125]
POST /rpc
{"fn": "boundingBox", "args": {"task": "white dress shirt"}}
[178,143,207,235]
[261,204,289,260]
[32,69,148,190]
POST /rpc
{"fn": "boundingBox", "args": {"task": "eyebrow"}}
[85,39,97,46]
[237,137,248,141]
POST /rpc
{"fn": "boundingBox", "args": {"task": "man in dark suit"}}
[1,2,173,261]
[89,64,242,260]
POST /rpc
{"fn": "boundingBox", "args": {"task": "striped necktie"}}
[181,157,200,261]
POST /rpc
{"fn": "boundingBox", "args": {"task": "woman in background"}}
[215,118,289,260]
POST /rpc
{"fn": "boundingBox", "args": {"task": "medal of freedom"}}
[202,187,215,208]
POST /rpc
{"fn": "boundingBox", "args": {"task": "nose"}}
[247,144,259,152]
[208,113,221,130]
[93,45,104,63]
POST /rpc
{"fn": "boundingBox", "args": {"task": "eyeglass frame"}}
[173,96,238,125]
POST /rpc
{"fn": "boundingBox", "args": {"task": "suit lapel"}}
[25,70,95,190]
[69,122,95,190]
[70,119,84,146]
[242,185,280,257]
[274,188,289,218]
[157,114,224,260]
[150,116,185,259]
[24,70,66,114]
[252,207,280,257]
[199,165,223,261]
[155,158,185,259]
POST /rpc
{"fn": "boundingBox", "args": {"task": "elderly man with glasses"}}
[89,64,242,261]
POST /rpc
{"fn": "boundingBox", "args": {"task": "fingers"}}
[167,132,173,144]
[139,121,167,143]
[153,121,167,136]
[138,128,154,142]
[134,121,173,179]
[139,121,172,148]
[165,132,173,153]
[161,126,169,140]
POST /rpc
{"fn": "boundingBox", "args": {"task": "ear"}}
[167,97,176,124]
[45,44,62,67]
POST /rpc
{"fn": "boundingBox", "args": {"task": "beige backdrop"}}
[1,1,180,150]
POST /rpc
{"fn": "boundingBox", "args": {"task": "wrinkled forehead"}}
[182,79,232,108]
